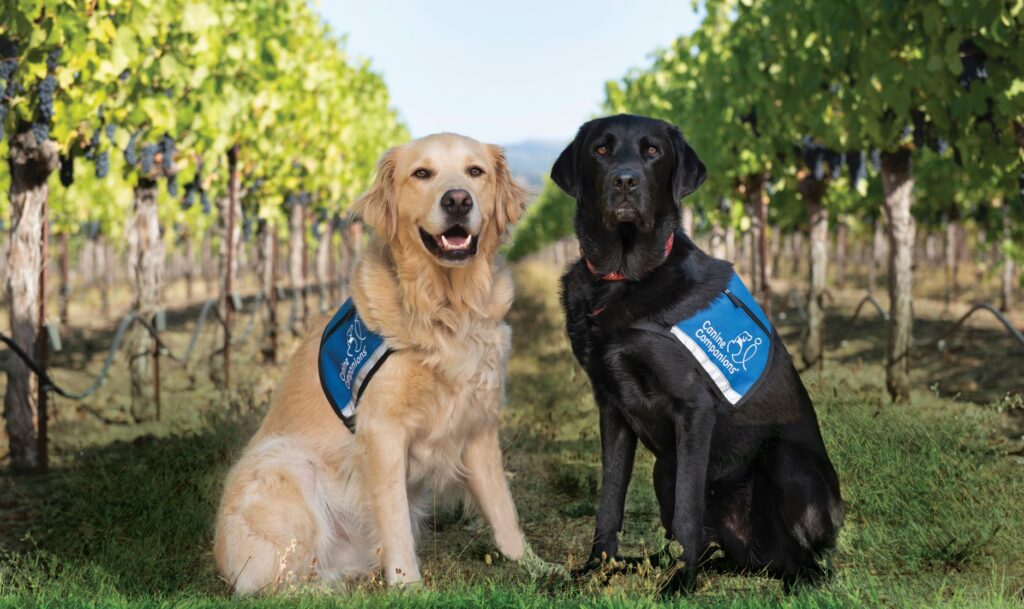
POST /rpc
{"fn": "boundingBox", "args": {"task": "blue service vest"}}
[318,299,393,432]
[650,273,773,407]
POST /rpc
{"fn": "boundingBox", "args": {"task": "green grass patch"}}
[1,262,1022,607]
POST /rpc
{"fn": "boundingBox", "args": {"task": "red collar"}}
[586,232,676,317]
[584,232,674,282]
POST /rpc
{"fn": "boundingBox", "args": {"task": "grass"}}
[1,262,1023,607]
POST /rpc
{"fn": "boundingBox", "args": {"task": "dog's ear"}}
[668,125,707,201]
[551,130,583,198]
[352,148,398,241]
[488,144,530,235]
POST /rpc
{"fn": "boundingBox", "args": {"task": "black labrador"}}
[553,114,843,594]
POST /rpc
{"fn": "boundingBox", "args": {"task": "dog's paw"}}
[386,567,423,590]
[657,562,697,598]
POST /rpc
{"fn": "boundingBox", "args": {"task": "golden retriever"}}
[213,133,548,595]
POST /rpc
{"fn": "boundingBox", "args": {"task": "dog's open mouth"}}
[419,225,478,262]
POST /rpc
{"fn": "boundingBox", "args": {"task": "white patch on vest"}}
[671,325,743,404]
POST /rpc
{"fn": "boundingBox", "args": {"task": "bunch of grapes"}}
[167,174,178,196]
[739,108,760,137]
[242,218,253,242]
[0,38,19,141]
[37,75,56,122]
[845,150,867,190]
[800,137,842,181]
[182,183,196,209]
[141,144,157,174]
[958,40,988,90]
[159,134,175,174]
[0,40,19,102]
[46,48,61,71]
[29,47,61,143]
[187,165,212,214]
[32,74,57,142]
[31,121,50,142]
[124,131,139,166]
[825,150,843,180]
[0,37,17,60]
[1,100,10,142]
[59,154,74,187]
[85,127,101,160]
[95,151,110,178]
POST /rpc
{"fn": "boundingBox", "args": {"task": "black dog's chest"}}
[582,326,697,454]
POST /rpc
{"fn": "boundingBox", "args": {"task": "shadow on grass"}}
[0,413,256,598]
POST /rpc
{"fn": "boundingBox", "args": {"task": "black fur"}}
[554,115,843,594]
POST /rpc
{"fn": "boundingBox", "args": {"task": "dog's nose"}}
[612,170,640,194]
[441,189,473,216]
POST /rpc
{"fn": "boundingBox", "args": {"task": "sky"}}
[318,1,702,145]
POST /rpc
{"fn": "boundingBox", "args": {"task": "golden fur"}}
[213,134,531,595]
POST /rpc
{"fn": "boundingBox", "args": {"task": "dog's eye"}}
[645,145,660,157]
[468,166,484,177]
[412,168,432,179]
[595,145,608,156]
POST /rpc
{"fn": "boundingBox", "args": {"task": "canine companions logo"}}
[346,318,367,358]
[726,331,762,371]
[667,273,772,407]
[340,318,370,389]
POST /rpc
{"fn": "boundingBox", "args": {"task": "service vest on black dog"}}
[642,272,772,407]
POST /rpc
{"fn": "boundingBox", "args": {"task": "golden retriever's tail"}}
[214,437,346,595]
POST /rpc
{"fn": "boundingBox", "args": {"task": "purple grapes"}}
[59,154,74,186]
[37,74,56,122]
[124,131,139,166]
[159,134,175,174]
[141,144,157,174]
[95,151,109,178]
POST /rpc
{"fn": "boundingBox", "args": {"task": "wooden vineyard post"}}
[880,149,915,402]
[800,174,829,371]
[5,129,59,472]
[224,144,239,389]
[36,194,49,471]
[153,336,161,421]
[127,179,164,422]
[58,231,69,324]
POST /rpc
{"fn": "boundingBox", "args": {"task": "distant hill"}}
[501,140,565,192]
